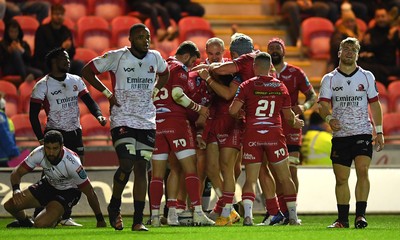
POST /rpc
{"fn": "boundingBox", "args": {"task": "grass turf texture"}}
[1,215,399,240]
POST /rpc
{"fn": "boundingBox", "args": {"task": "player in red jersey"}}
[258,38,317,224]
[175,37,226,215]
[196,34,256,225]
[229,52,304,226]
[149,41,215,227]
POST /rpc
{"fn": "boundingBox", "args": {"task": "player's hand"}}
[62,38,72,49]
[329,118,341,132]
[196,135,206,149]
[198,68,209,80]
[97,116,107,126]
[293,114,304,129]
[375,133,385,152]
[108,94,120,109]
[198,106,209,119]
[96,220,107,228]
[12,189,25,206]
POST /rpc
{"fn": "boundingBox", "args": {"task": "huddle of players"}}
[148,32,316,227]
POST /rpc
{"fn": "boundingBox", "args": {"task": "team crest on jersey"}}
[119,127,128,135]
[281,75,292,80]
[73,85,78,91]
[148,66,155,73]
[76,166,87,179]
[356,84,365,91]
[178,72,187,80]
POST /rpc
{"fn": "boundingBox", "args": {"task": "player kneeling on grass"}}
[4,130,107,228]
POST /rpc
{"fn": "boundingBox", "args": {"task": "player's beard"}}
[271,53,283,65]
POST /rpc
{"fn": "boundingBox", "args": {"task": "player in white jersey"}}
[81,23,169,231]
[29,48,107,226]
[318,37,384,229]
[4,130,106,228]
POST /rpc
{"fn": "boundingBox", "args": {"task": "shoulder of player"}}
[356,66,374,78]
[62,147,82,164]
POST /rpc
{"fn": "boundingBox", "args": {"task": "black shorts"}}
[45,128,84,156]
[287,145,301,153]
[331,134,373,167]
[28,178,81,212]
[111,126,156,161]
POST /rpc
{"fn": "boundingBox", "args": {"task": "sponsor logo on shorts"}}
[243,153,256,160]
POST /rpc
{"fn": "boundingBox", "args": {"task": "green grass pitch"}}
[1,215,399,240]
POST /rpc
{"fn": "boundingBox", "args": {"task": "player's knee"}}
[113,167,131,185]
[140,150,153,161]
[3,199,14,213]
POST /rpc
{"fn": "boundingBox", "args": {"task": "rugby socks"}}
[278,194,288,213]
[213,197,224,215]
[356,201,367,217]
[167,199,178,209]
[266,196,280,216]
[185,173,201,207]
[242,192,256,219]
[221,192,234,218]
[133,200,145,224]
[109,196,122,209]
[284,194,298,220]
[149,177,164,211]
[202,179,212,211]
[338,204,350,222]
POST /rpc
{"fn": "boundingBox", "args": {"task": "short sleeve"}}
[318,74,332,103]
[31,79,47,102]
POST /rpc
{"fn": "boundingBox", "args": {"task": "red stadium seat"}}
[111,16,142,47]
[383,113,400,143]
[74,47,98,64]
[80,113,111,146]
[89,0,126,22]
[17,80,36,113]
[335,18,367,34]
[388,81,400,112]
[178,17,214,44]
[301,17,334,59]
[0,80,19,116]
[11,113,37,146]
[77,16,111,54]
[375,81,389,114]
[12,16,40,54]
[144,17,179,59]
[59,0,89,23]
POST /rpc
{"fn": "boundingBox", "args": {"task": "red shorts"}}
[242,127,288,164]
[282,119,302,147]
[206,115,241,149]
[153,117,196,154]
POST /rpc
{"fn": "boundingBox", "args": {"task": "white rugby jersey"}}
[31,74,88,131]
[21,146,88,190]
[90,47,168,130]
[318,67,379,137]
